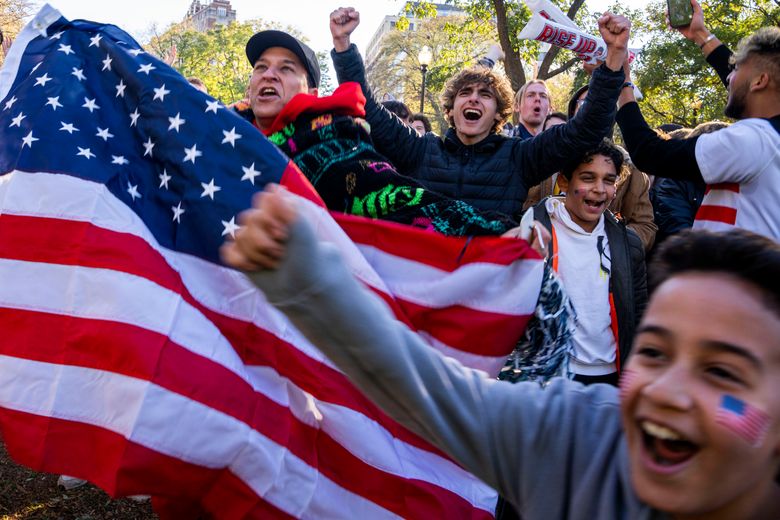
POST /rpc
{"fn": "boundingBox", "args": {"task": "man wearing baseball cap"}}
[243,29,320,132]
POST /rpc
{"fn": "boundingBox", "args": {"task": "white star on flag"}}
[96,127,114,141]
[221,217,240,238]
[200,178,221,199]
[138,63,155,75]
[59,122,79,134]
[129,108,140,127]
[241,163,261,184]
[183,144,202,164]
[76,147,96,159]
[205,100,221,113]
[159,169,172,189]
[21,131,38,147]
[153,84,170,101]
[4,96,17,110]
[168,113,185,132]
[127,182,142,200]
[89,34,102,47]
[9,113,25,127]
[71,67,86,81]
[49,31,63,40]
[111,155,129,165]
[142,137,155,157]
[116,80,126,98]
[46,96,63,110]
[128,48,144,57]
[221,127,242,147]
[102,55,112,71]
[57,43,74,55]
[83,98,100,112]
[34,73,52,87]
[171,201,185,222]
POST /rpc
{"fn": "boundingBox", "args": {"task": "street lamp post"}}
[418,46,432,114]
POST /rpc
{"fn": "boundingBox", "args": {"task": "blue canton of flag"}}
[0,4,295,264]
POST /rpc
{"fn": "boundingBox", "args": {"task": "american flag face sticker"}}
[715,395,770,447]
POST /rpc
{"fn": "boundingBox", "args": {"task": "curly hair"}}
[560,138,625,181]
[439,66,514,134]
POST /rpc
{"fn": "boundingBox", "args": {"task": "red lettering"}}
[582,39,597,54]
[538,23,556,43]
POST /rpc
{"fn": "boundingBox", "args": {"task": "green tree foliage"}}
[0,0,33,65]
[366,15,493,133]
[403,0,599,91]
[145,20,333,104]
[632,0,779,128]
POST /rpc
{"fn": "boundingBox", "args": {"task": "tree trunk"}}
[492,0,525,91]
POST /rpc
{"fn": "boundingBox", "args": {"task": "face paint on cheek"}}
[715,394,770,447]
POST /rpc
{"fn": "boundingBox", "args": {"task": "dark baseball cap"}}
[245,30,320,88]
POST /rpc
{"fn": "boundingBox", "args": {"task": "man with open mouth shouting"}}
[330,8,630,220]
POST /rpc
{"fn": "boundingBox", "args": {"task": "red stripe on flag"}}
[0,309,487,518]
[0,213,429,445]
[0,406,493,519]
[704,182,740,195]
[337,213,539,271]
[398,299,530,357]
[695,205,737,225]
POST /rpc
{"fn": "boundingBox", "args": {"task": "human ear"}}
[557,175,569,193]
[750,72,769,92]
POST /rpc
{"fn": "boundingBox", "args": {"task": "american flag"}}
[0,6,543,518]
[715,395,770,448]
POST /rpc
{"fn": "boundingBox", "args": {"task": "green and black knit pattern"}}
[269,113,515,236]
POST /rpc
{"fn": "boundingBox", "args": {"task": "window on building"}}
[218,7,226,16]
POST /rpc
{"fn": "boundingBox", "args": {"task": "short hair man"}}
[511,79,551,139]
[243,30,319,133]
[224,184,780,520]
[617,1,780,241]
[329,7,631,218]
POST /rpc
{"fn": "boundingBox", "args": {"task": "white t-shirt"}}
[546,198,616,376]
[694,117,780,240]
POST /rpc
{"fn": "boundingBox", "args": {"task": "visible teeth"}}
[464,109,480,115]
[642,421,683,441]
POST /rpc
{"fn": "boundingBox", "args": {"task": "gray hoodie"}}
[249,218,668,520]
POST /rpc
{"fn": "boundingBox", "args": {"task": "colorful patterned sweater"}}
[233,83,516,236]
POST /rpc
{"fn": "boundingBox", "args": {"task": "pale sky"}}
[30,1,641,57]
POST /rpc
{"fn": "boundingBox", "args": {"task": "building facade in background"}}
[184,0,237,32]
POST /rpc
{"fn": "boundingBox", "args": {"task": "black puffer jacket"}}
[532,199,648,369]
[331,44,625,219]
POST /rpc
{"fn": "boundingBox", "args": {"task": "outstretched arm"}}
[673,0,731,87]
[221,186,623,512]
[329,7,425,172]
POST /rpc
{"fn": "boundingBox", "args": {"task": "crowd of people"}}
[4,0,778,517]
[220,1,780,518]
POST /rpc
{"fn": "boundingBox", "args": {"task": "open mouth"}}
[641,420,700,467]
[463,108,482,121]
[258,86,279,98]
[584,198,606,209]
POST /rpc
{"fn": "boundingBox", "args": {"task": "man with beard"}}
[329,8,631,219]
[616,21,780,241]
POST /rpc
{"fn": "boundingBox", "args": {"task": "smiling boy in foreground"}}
[222,185,780,519]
